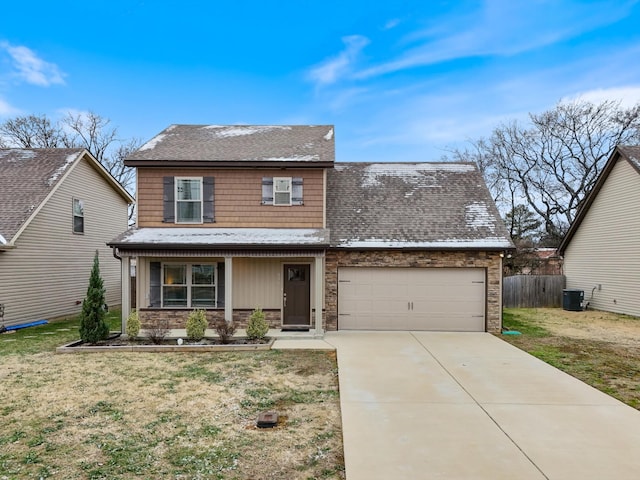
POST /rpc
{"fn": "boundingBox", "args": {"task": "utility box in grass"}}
[563,289,584,311]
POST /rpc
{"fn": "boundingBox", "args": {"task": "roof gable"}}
[327,162,513,250]
[559,145,640,254]
[125,124,335,168]
[0,148,133,247]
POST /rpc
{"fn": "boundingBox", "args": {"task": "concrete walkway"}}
[324,331,640,480]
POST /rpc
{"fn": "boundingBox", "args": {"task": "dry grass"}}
[0,316,344,479]
[501,308,640,410]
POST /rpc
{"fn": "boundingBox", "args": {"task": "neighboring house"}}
[108,125,513,335]
[559,145,640,317]
[504,247,563,276]
[0,149,134,327]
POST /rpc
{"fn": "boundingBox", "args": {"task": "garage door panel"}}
[338,267,485,331]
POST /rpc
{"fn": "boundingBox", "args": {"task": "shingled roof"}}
[125,125,335,168]
[0,149,86,245]
[0,148,133,247]
[327,162,514,250]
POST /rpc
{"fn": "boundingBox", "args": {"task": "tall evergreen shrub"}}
[79,251,109,343]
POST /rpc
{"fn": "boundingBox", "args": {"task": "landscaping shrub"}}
[148,317,171,344]
[186,309,208,341]
[126,309,140,338]
[79,251,109,344]
[246,308,269,340]
[214,319,237,344]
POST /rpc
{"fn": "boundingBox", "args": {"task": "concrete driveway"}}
[324,331,640,480]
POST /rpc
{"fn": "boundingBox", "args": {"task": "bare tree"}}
[0,114,63,148]
[449,99,640,245]
[0,112,140,223]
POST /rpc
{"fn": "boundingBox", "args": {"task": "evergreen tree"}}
[79,251,109,343]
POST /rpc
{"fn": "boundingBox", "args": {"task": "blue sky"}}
[1,0,640,162]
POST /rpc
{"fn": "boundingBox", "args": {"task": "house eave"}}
[108,242,329,251]
[330,245,515,252]
[558,146,640,255]
[124,160,335,169]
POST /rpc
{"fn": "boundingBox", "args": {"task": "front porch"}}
[118,250,326,337]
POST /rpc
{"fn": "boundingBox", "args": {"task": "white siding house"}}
[0,149,134,328]
[559,146,640,317]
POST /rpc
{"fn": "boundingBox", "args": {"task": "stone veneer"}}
[138,308,282,330]
[324,250,503,333]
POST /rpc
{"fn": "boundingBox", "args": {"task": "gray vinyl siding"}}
[232,258,316,309]
[564,159,640,317]
[0,156,129,327]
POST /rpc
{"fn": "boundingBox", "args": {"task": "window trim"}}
[161,262,217,308]
[72,197,84,234]
[273,177,292,206]
[175,177,203,224]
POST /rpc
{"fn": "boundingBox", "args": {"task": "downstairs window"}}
[162,263,217,308]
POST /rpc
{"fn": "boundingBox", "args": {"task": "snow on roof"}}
[47,152,80,186]
[139,134,167,151]
[114,228,330,246]
[360,163,475,188]
[0,149,37,161]
[202,125,292,137]
[262,155,319,162]
[0,233,6,245]
[336,238,514,249]
[324,128,334,141]
[465,202,496,231]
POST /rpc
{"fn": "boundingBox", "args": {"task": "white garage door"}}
[338,267,486,331]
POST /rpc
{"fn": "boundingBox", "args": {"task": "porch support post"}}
[314,255,324,336]
[120,255,131,334]
[224,257,233,322]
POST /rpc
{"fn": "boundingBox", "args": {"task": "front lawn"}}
[0,312,345,479]
[501,308,640,410]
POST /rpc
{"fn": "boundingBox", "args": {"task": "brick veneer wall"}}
[324,250,503,333]
[138,308,281,330]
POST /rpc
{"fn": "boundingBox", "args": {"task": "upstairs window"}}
[163,177,214,224]
[72,198,84,234]
[262,177,303,205]
[175,177,202,223]
[274,177,292,205]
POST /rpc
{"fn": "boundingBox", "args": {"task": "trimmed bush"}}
[126,310,140,338]
[148,317,170,344]
[186,309,208,341]
[246,308,269,340]
[214,319,237,344]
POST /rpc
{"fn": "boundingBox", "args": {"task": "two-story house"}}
[108,125,513,336]
[1,148,133,328]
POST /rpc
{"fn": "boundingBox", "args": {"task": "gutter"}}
[107,242,330,251]
[0,244,16,251]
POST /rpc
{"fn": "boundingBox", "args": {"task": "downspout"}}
[111,246,125,334]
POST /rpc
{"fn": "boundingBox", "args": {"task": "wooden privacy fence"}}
[503,275,566,308]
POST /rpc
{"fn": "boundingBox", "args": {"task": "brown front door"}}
[283,264,311,327]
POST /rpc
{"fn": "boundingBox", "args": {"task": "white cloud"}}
[0,97,21,117]
[566,86,640,108]
[307,35,369,86]
[383,18,400,30]
[1,42,65,86]
[354,1,635,79]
